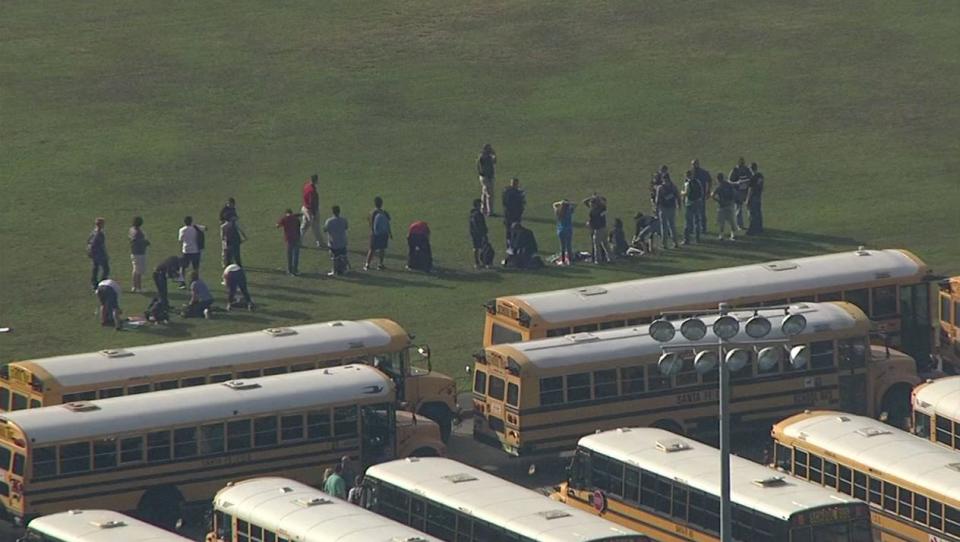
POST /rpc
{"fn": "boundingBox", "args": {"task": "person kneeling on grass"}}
[504,222,543,269]
[96,278,124,331]
[181,271,214,319]
[222,264,254,311]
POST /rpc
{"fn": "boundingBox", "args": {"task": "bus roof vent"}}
[222,380,261,391]
[855,246,870,256]
[856,426,891,438]
[443,473,478,484]
[566,333,599,343]
[656,439,691,453]
[762,261,798,272]
[752,476,787,487]
[278,486,294,494]
[91,519,126,529]
[295,497,333,507]
[947,463,960,473]
[99,349,133,358]
[392,538,431,542]
[538,509,572,520]
[405,457,421,463]
[875,272,891,279]
[63,402,100,413]
[263,327,297,337]
[575,286,608,297]
[330,321,345,327]
[835,416,850,422]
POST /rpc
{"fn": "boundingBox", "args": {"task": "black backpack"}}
[194,225,206,250]
[480,240,495,267]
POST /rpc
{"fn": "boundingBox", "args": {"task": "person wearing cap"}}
[476,144,497,217]
[300,174,322,247]
[87,217,110,291]
[552,199,576,266]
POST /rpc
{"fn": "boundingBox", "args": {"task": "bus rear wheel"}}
[137,486,184,530]
[419,403,453,442]
[881,384,912,429]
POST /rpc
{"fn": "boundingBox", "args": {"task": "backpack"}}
[194,225,205,250]
[480,240,495,267]
[145,297,169,323]
[373,211,391,236]
[686,178,702,201]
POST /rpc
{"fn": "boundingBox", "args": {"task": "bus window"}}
[0,388,8,410]
[487,376,505,401]
[62,391,95,403]
[810,341,835,369]
[333,406,357,437]
[491,324,523,345]
[237,370,261,379]
[954,301,959,325]
[817,291,842,302]
[120,437,143,464]
[147,430,172,462]
[506,383,519,407]
[254,416,278,447]
[593,369,618,398]
[675,356,699,386]
[153,380,177,391]
[0,446,9,473]
[599,320,624,330]
[307,411,331,439]
[565,373,591,402]
[181,376,206,388]
[620,366,645,395]
[29,399,40,409]
[572,323,599,333]
[93,438,117,470]
[60,442,91,474]
[914,412,931,438]
[127,384,150,395]
[290,362,315,373]
[174,427,198,458]
[539,377,563,405]
[32,446,56,479]
[227,420,252,451]
[647,364,669,390]
[473,369,487,395]
[843,289,869,313]
[11,393,27,411]
[838,338,867,369]
[263,366,287,376]
[790,295,816,303]
[12,452,23,476]
[872,286,898,318]
[546,327,570,337]
[627,316,652,326]
[201,423,225,454]
[209,373,231,383]
[281,414,304,441]
[98,387,124,399]
[942,295,952,324]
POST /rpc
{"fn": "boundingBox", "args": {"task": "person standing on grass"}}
[364,196,392,271]
[128,216,150,293]
[583,193,610,263]
[552,199,576,266]
[222,264,254,311]
[655,173,680,249]
[681,170,703,245]
[220,216,246,267]
[323,205,349,276]
[178,216,206,279]
[502,177,526,246]
[746,162,765,235]
[300,174,322,247]
[476,143,497,216]
[87,217,109,291]
[730,157,752,230]
[713,173,738,241]
[691,159,711,234]
[219,197,238,224]
[276,208,302,275]
[182,270,214,319]
[153,255,183,306]
[469,199,489,268]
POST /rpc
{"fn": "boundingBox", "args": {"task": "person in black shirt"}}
[219,197,238,224]
[153,255,183,306]
[655,174,680,249]
[729,157,752,230]
[746,162,764,235]
[506,222,540,269]
[220,217,245,267]
[691,159,712,234]
[86,217,109,291]
[502,177,526,246]
[476,144,497,217]
[712,173,738,241]
[469,199,489,268]
[583,193,610,263]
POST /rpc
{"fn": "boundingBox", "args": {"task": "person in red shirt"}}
[277,209,302,275]
[406,221,433,272]
[299,174,322,247]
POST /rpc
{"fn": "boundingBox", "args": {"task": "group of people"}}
[321,455,366,505]
[86,200,256,329]
[472,144,766,268]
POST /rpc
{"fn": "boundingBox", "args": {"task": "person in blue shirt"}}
[182,271,214,318]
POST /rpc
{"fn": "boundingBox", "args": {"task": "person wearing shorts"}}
[364,197,391,271]
[128,216,150,293]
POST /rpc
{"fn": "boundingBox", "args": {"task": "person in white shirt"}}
[177,216,206,282]
[95,279,123,330]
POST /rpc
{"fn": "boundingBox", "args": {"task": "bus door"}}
[838,339,868,415]
[361,403,396,466]
[900,283,933,369]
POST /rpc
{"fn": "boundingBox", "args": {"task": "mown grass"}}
[1,1,958,389]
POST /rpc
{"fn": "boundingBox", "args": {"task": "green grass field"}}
[1,1,958,390]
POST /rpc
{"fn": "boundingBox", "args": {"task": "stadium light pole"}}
[650,303,808,542]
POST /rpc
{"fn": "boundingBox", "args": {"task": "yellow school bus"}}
[937,277,960,372]
[472,302,920,456]
[772,410,960,541]
[206,477,441,542]
[0,319,459,440]
[912,375,960,451]
[0,365,445,527]
[21,509,193,541]
[555,427,873,542]
[363,457,650,541]
[483,249,938,365]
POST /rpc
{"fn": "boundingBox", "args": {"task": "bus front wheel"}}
[880,384,912,429]
[137,486,184,530]
[419,403,453,442]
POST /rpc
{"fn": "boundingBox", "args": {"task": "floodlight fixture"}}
[789,345,809,368]
[725,348,750,372]
[694,350,718,374]
[713,315,740,340]
[744,315,772,339]
[757,346,782,372]
[680,318,708,341]
[650,319,676,343]
[658,352,683,376]
[781,313,808,337]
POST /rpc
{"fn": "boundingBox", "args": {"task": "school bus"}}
[483,248,938,365]
[912,375,960,451]
[0,319,460,440]
[555,427,873,542]
[20,509,192,542]
[206,477,440,542]
[363,457,650,541]
[937,277,960,373]
[0,364,445,527]
[472,302,920,457]
[772,410,960,542]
